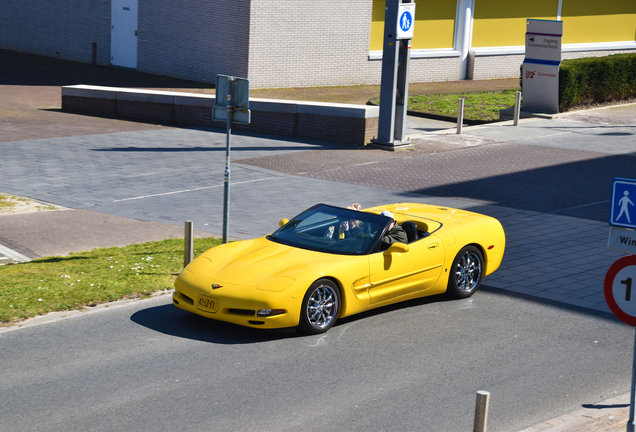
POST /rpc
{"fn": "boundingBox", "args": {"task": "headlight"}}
[256,309,286,317]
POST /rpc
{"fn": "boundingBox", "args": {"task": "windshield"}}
[269,204,390,255]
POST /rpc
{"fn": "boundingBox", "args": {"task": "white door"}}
[111,0,138,68]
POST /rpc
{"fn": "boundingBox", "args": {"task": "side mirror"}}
[383,243,410,256]
[279,218,289,227]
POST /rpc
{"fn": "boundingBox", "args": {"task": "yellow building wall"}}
[561,0,636,44]
[371,0,636,51]
[472,0,558,47]
[370,0,457,50]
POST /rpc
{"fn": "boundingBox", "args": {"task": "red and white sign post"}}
[604,255,636,432]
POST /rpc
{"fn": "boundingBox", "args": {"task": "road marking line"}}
[113,176,281,202]
[552,199,611,213]
[0,244,30,263]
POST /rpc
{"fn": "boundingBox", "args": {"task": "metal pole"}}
[222,104,232,244]
[473,390,490,432]
[628,328,636,432]
[513,91,522,126]
[457,98,465,135]
[184,221,193,267]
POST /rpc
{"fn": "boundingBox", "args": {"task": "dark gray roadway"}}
[2,50,636,431]
[1,107,635,431]
[1,288,631,432]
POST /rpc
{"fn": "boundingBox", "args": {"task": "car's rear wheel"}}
[299,279,340,334]
[447,246,483,299]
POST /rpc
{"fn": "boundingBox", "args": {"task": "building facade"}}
[1,0,634,89]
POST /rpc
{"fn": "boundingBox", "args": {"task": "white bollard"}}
[513,91,522,126]
[457,98,465,134]
[184,221,193,268]
[473,390,490,432]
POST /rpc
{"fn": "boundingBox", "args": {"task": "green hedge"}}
[559,53,636,111]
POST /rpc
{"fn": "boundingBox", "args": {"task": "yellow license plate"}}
[197,295,219,313]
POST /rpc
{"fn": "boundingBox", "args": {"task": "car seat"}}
[401,221,419,243]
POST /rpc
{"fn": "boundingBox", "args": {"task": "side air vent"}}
[228,309,255,316]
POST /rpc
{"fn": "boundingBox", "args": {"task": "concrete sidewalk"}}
[2,49,636,431]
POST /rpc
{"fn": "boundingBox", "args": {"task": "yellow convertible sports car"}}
[173,203,505,334]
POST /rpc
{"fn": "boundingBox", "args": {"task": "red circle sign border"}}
[604,255,636,326]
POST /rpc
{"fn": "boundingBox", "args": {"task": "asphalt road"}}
[1,291,631,432]
[2,51,636,431]
[2,108,635,431]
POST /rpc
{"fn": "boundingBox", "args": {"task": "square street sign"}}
[213,74,251,125]
[610,178,636,229]
[213,105,251,125]
[396,3,415,40]
[215,75,249,109]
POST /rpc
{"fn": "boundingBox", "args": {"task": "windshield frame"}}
[268,204,391,256]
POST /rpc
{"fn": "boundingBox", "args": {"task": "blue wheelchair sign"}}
[610,178,636,229]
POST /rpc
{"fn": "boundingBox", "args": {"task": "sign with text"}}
[522,19,563,114]
[522,61,560,113]
[525,19,563,63]
[609,226,636,255]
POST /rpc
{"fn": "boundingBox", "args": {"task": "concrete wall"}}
[61,85,379,145]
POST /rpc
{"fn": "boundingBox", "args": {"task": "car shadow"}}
[130,303,298,344]
[130,292,452,344]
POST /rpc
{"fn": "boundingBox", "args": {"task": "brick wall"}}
[247,1,464,88]
[247,0,376,88]
[138,0,250,84]
[2,1,634,89]
[0,0,111,65]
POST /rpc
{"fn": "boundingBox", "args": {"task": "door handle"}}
[428,243,439,249]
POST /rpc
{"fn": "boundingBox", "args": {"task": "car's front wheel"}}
[447,246,483,299]
[299,279,340,334]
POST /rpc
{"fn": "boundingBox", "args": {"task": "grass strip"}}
[408,89,519,122]
[0,193,18,212]
[0,237,222,325]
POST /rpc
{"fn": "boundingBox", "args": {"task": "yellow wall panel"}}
[562,0,636,43]
[472,0,558,47]
[370,0,457,50]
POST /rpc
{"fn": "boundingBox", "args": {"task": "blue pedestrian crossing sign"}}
[396,3,415,39]
[610,178,636,229]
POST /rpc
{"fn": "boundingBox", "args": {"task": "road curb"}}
[518,393,630,431]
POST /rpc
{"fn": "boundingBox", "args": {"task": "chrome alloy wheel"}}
[306,284,338,329]
[454,249,482,294]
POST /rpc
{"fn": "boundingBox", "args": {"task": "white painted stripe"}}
[0,244,31,263]
[113,176,280,202]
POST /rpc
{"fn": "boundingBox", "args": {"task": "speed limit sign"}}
[604,255,636,326]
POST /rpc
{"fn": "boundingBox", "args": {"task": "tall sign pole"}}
[605,178,636,432]
[371,0,415,151]
[213,75,251,244]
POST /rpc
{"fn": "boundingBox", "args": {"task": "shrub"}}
[558,53,636,111]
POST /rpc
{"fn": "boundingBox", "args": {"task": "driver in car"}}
[379,210,408,249]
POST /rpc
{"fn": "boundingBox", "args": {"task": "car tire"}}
[447,246,483,299]
[299,279,341,334]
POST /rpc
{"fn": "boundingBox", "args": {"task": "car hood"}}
[190,236,354,287]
